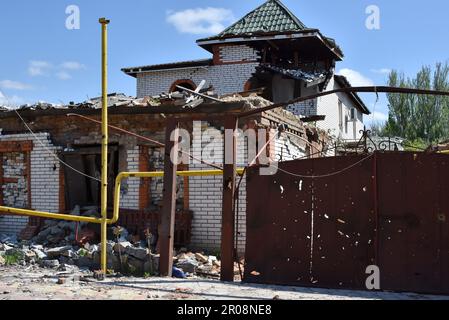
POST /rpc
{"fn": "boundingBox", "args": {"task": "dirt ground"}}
[0,265,448,300]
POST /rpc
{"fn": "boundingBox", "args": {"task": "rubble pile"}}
[0,230,233,279]
[173,251,222,279]
[30,206,97,246]
[221,93,272,111]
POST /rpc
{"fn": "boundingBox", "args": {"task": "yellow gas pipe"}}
[0,17,247,277]
[99,17,110,275]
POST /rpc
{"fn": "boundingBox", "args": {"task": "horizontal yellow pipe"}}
[109,169,245,224]
[0,207,102,224]
[118,169,245,179]
[0,169,245,225]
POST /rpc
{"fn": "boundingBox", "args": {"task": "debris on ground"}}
[0,221,240,280]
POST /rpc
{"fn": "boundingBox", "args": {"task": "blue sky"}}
[1,0,448,123]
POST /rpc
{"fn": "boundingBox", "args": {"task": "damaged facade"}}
[122,0,370,141]
[0,93,329,255]
[0,0,367,257]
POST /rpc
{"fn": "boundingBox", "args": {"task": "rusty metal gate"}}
[244,151,449,294]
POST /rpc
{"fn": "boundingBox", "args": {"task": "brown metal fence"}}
[244,151,449,294]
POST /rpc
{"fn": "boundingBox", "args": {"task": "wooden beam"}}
[138,145,151,211]
[294,51,299,67]
[221,116,238,282]
[159,120,179,277]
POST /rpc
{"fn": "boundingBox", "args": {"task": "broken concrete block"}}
[195,253,209,264]
[24,250,36,262]
[176,258,199,274]
[208,256,218,265]
[113,241,132,253]
[127,257,144,274]
[77,256,95,269]
[126,246,148,260]
[197,264,213,273]
[32,249,47,260]
[0,255,5,266]
[46,246,72,258]
[61,249,78,259]
[41,259,60,269]
[31,244,44,250]
[0,244,12,252]
[49,226,62,236]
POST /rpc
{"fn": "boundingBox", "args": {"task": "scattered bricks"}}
[24,250,36,262]
[57,278,66,285]
[31,249,47,260]
[45,246,72,258]
[41,259,60,269]
[195,253,209,264]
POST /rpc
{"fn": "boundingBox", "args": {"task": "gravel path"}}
[0,265,448,300]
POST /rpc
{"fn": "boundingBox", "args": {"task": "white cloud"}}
[60,61,86,70]
[371,68,392,75]
[371,111,389,122]
[28,60,86,79]
[167,7,235,35]
[28,60,52,76]
[56,71,72,80]
[338,68,374,87]
[339,68,374,87]
[0,90,24,107]
[0,80,33,90]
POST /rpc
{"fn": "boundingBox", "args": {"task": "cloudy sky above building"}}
[1,0,448,124]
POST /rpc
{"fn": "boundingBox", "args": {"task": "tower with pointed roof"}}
[123,0,369,140]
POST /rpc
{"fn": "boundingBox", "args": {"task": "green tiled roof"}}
[219,0,307,37]
[196,0,343,59]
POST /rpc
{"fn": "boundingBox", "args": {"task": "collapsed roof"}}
[123,0,344,76]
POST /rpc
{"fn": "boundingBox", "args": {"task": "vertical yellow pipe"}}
[99,17,110,275]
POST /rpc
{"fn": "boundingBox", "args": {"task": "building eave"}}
[122,59,213,78]
[334,75,371,115]
[196,30,343,60]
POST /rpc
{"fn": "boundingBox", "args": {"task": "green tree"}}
[383,62,449,144]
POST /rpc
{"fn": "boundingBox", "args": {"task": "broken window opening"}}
[169,79,196,93]
[62,144,119,214]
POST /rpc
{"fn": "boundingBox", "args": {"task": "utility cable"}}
[13,109,102,182]
[67,113,223,170]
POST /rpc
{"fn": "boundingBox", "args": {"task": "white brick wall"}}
[137,63,259,98]
[0,133,61,235]
[120,146,139,210]
[187,122,247,254]
[136,45,260,98]
[275,134,307,162]
[220,45,260,63]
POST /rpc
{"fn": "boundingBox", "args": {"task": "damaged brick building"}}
[122,0,370,141]
[0,94,329,253]
[0,0,368,254]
